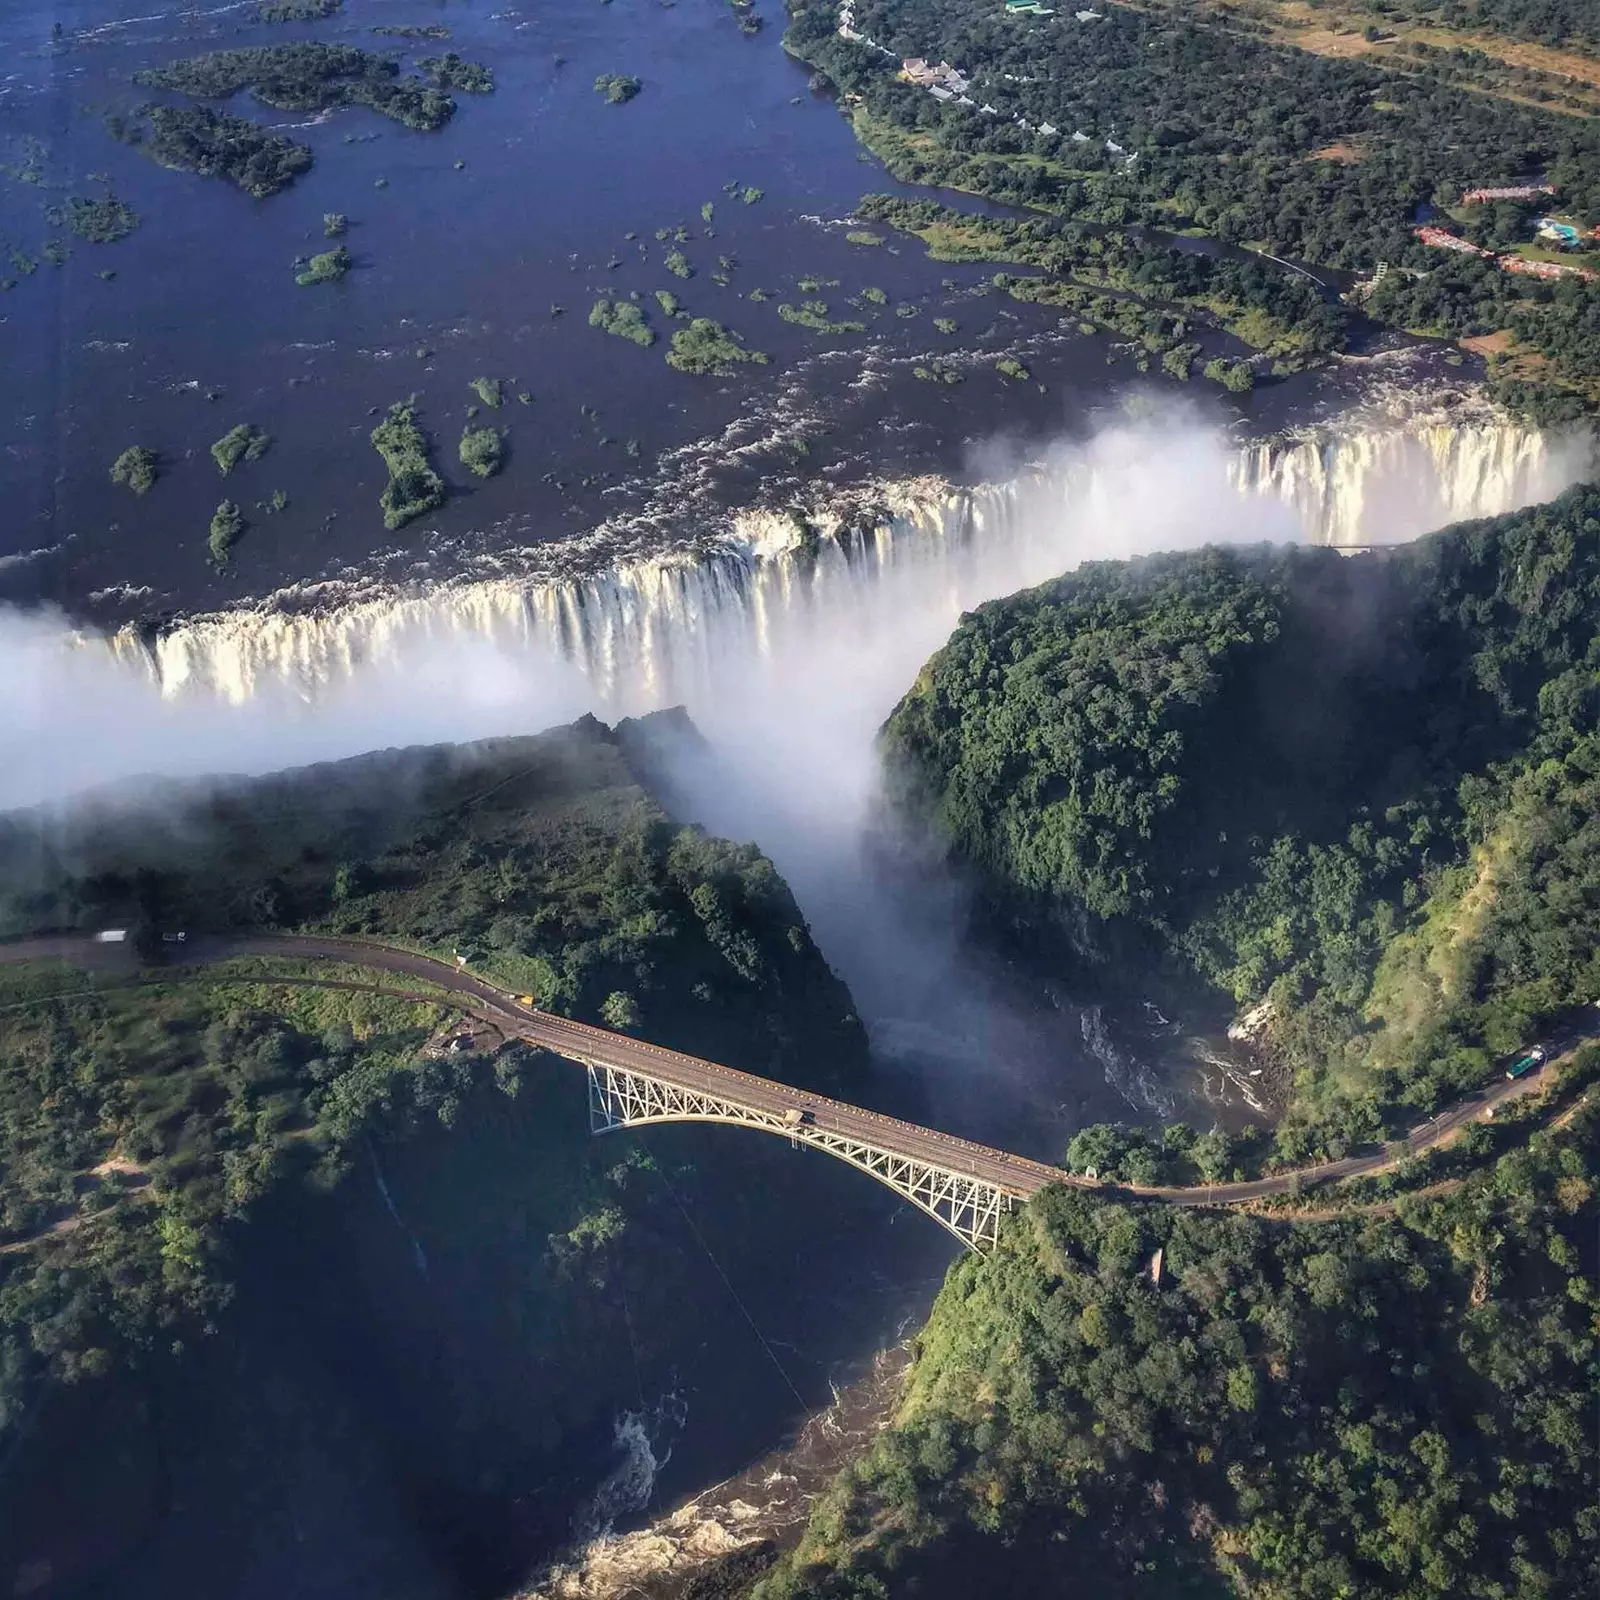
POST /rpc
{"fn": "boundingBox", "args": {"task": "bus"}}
[1506,1047,1546,1080]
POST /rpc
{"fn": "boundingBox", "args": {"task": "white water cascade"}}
[98,408,1588,712]
[3,405,1589,811]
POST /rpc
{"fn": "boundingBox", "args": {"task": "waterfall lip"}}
[32,385,1598,706]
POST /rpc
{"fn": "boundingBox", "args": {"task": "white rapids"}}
[92,401,1588,711]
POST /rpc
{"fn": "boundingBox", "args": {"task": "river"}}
[0,0,1441,629]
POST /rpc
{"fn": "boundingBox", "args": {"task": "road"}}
[0,933,1568,1209]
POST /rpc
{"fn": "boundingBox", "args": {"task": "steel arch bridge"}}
[586,1061,1017,1252]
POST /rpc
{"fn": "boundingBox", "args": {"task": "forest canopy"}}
[883,486,1600,1157]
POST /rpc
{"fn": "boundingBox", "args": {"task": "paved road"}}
[0,933,1566,1208]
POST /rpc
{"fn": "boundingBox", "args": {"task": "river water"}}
[0,0,1427,629]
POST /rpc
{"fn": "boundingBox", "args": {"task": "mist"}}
[2,413,1297,813]
[0,412,1316,1135]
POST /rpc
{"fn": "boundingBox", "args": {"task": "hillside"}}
[755,1104,1598,1599]
[0,713,869,1597]
[883,485,1600,1163]
[744,489,1600,1600]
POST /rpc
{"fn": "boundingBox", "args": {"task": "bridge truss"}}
[585,1063,1014,1252]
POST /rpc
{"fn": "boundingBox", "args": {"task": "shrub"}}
[459,425,505,478]
[110,446,158,495]
[210,424,271,476]
[208,499,245,563]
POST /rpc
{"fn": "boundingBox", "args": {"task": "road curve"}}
[0,933,1560,1208]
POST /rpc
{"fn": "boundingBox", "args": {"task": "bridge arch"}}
[585,1062,1014,1252]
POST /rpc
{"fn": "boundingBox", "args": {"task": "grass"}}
[845,230,883,247]
[470,375,503,408]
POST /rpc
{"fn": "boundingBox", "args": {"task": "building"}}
[1462,184,1555,205]
[1414,225,1493,256]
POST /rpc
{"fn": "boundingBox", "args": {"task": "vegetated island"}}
[589,297,655,347]
[258,0,341,21]
[666,317,770,374]
[0,715,867,1591]
[459,423,505,477]
[371,397,445,529]
[786,0,1600,417]
[109,445,158,494]
[418,52,493,93]
[294,243,351,285]
[109,104,313,198]
[594,73,641,103]
[59,193,139,243]
[208,498,245,562]
[754,485,1600,1600]
[210,424,271,474]
[135,42,484,131]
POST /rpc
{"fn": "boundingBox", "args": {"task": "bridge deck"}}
[238,936,1080,1201]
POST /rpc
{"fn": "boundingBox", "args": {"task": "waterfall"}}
[1228,416,1574,546]
[97,408,1590,711]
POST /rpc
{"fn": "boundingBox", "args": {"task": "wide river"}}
[0,0,1404,630]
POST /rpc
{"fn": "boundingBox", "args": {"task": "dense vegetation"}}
[417,51,493,93]
[207,499,245,562]
[1306,0,1600,52]
[119,103,313,197]
[258,0,341,20]
[667,317,771,374]
[589,296,656,347]
[294,243,350,285]
[209,423,270,475]
[369,398,445,529]
[594,72,642,103]
[788,0,1600,411]
[760,1102,1598,1599]
[0,718,868,1582]
[859,194,1341,364]
[63,194,139,244]
[458,423,505,477]
[885,486,1600,1161]
[138,43,458,131]
[109,445,158,495]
